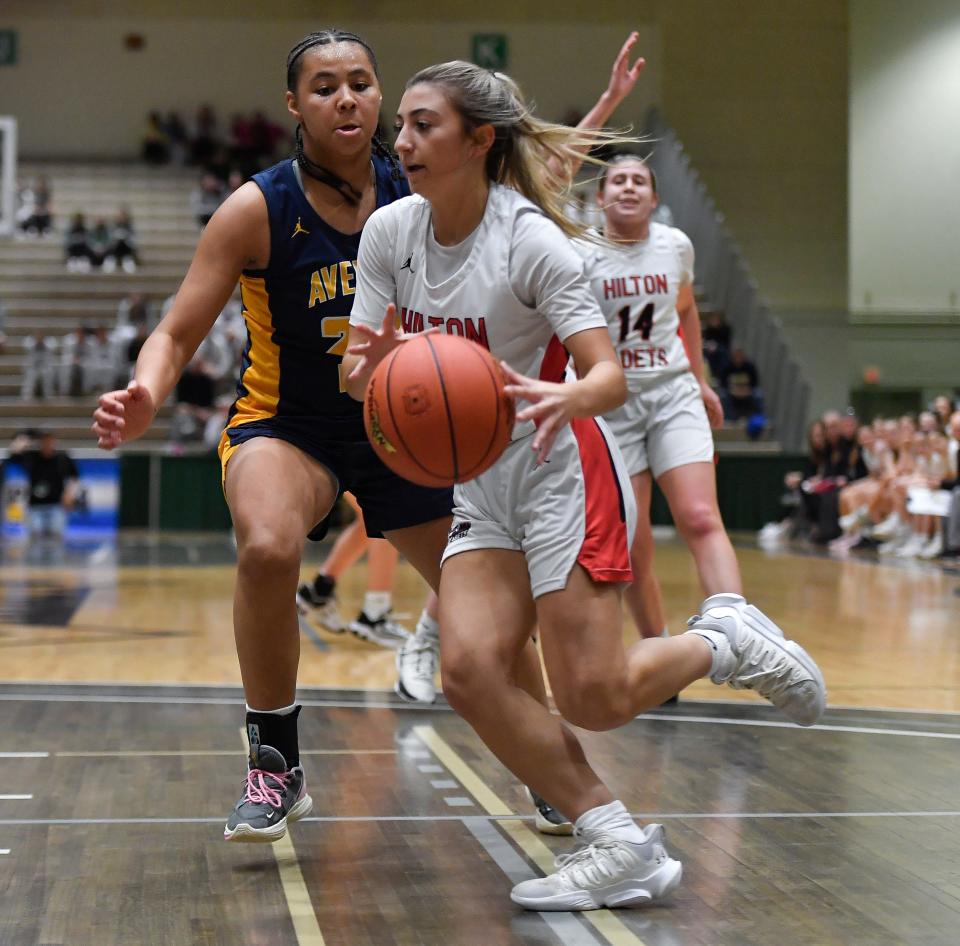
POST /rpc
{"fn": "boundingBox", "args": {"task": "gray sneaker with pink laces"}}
[224,744,312,843]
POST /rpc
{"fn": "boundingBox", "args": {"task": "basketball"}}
[363,333,515,487]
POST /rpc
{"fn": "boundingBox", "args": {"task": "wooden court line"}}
[236,729,326,946]
[413,724,649,946]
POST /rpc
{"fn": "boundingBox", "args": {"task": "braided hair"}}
[286,28,401,204]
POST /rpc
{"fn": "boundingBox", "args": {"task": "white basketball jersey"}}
[577,222,694,392]
[352,184,607,440]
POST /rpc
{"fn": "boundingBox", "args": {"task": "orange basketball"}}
[363,333,515,488]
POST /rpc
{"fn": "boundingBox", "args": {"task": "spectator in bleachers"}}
[163,111,189,165]
[102,208,139,273]
[932,394,955,432]
[142,111,171,164]
[207,299,246,375]
[701,310,731,380]
[123,321,151,378]
[64,213,95,272]
[87,218,112,269]
[948,410,960,473]
[16,175,53,238]
[21,333,58,400]
[7,430,78,539]
[86,325,121,393]
[190,172,225,227]
[57,326,90,396]
[228,113,255,174]
[759,419,828,546]
[225,168,246,198]
[249,110,286,166]
[719,347,761,421]
[190,104,220,166]
[114,291,152,345]
[170,342,220,446]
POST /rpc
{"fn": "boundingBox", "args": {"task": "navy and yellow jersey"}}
[226,154,409,441]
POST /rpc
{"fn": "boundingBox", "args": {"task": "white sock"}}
[245,701,297,715]
[415,610,440,642]
[363,591,391,621]
[685,627,733,682]
[575,800,647,844]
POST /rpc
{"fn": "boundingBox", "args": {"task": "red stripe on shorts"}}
[571,417,633,584]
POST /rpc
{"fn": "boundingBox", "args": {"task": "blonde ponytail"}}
[406,61,643,240]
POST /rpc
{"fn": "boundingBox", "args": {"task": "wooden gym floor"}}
[1,532,959,945]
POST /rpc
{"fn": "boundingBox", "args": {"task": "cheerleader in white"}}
[343,62,825,911]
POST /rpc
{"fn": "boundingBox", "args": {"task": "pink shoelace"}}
[243,768,291,808]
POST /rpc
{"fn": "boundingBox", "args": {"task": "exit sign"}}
[472,33,508,71]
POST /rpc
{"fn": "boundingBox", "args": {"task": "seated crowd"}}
[761,396,960,562]
[19,292,245,453]
[64,208,139,273]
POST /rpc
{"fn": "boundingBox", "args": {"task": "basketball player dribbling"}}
[344,61,826,911]
[90,29,644,845]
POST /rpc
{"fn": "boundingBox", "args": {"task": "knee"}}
[676,501,723,542]
[439,647,485,717]
[440,643,513,722]
[553,674,632,732]
[236,527,301,579]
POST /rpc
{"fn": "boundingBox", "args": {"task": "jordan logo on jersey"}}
[291,217,310,238]
[400,255,415,274]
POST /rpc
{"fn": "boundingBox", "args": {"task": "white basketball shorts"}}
[441,417,636,598]
[603,372,714,478]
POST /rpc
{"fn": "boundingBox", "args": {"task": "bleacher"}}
[0,161,200,449]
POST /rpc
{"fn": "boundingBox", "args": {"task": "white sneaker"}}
[510,824,682,911]
[896,533,927,558]
[918,532,944,560]
[350,611,410,650]
[838,506,869,532]
[871,512,903,542]
[758,520,790,546]
[395,633,439,703]
[878,528,911,555]
[295,583,345,633]
[686,593,826,726]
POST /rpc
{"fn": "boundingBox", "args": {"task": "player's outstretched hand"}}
[605,31,646,109]
[699,380,724,429]
[91,379,157,451]
[501,362,576,465]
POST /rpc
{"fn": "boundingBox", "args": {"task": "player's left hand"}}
[501,362,575,465]
[699,380,724,428]
[605,31,647,107]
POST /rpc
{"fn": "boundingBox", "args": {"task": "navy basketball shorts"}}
[219,417,453,540]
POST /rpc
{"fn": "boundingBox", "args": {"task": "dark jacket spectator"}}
[720,348,760,420]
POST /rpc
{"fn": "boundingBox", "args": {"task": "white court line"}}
[0,849,10,854]
[644,713,960,741]
[4,692,960,739]
[55,749,396,757]
[0,795,32,800]
[0,752,48,758]
[3,810,960,828]
[5,680,960,719]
